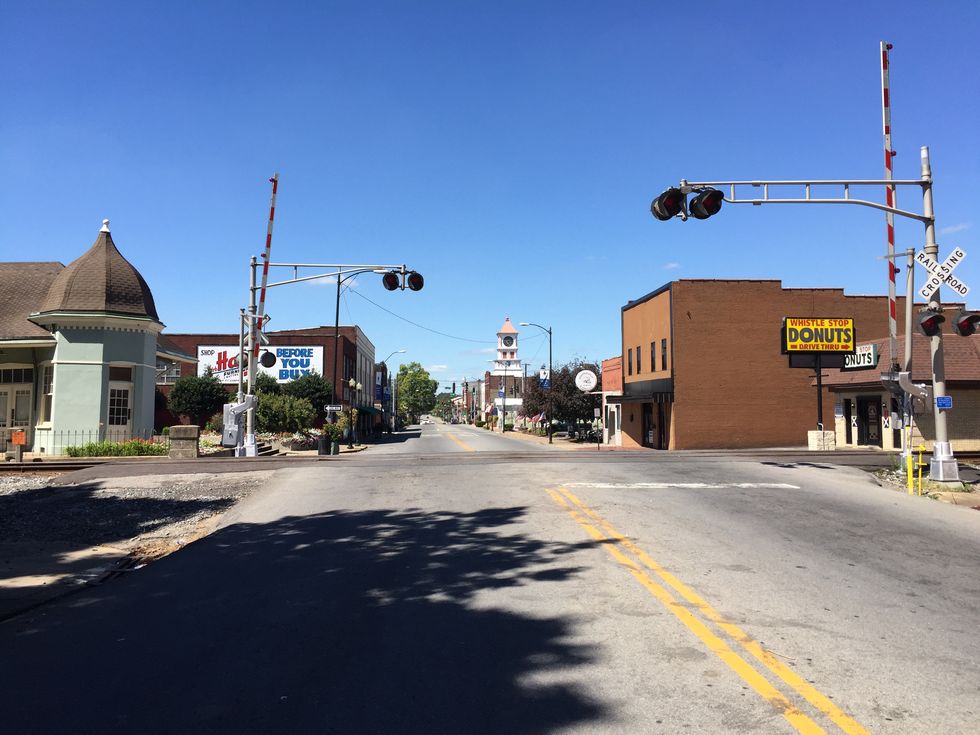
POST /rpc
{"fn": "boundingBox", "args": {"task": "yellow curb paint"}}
[557,488,870,735]
[445,432,475,452]
[546,488,828,735]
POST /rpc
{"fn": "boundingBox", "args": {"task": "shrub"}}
[475,420,485,428]
[204,411,224,433]
[283,372,332,422]
[254,373,281,395]
[168,371,228,427]
[66,439,169,457]
[322,422,344,442]
[255,393,315,433]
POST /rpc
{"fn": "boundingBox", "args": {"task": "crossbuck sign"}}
[915,247,969,299]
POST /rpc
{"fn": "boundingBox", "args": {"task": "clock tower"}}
[492,317,519,376]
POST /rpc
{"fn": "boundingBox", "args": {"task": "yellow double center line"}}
[445,431,475,452]
[546,486,870,735]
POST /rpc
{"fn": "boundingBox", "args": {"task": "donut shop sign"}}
[781,318,856,353]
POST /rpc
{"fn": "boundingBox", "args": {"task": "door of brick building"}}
[856,396,882,447]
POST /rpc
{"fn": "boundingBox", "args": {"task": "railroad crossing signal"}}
[651,187,723,221]
[915,247,969,299]
[952,311,980,336]
[919,311,945,337]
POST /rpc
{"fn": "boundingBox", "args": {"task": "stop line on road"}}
[562,482,801,489]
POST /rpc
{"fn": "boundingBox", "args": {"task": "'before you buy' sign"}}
[198,345,324,384]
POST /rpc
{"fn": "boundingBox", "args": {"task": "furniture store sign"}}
[781,318,855,353]
[198,346,324,384]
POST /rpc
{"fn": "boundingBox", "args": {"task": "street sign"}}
[539,368,550,380]
[575,369,598,392]
[497,389,504,398]
[915,247,969,299]
[324,404,343,412]
[936,395,953,409]
[540,379,551,389]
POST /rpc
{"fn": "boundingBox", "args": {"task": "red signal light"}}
[919,312,945,337]
[689,188,724,219]
[651,188,685,221]
[952,311,980,337]
[406,271,424,291]
[382,271,400,291]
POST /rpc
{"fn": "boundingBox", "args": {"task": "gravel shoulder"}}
[0,470,271,620]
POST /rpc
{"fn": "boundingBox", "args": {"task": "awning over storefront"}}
[605,377,673,404]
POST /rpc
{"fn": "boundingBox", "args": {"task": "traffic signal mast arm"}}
[674,178,931,223]
[655,147,961,483]
[255,262,411,291]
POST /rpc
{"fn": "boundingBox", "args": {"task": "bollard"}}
[916,444,927,496]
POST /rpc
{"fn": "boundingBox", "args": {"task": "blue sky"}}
[2,1,978,389]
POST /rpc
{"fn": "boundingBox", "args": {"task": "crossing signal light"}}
[382,271,400,291]
[259,350,277,368]
[406,271,424,291]
[689,188,724,219]
[919,312,945,337]
[651,188,685,221]
[952,311,980,336]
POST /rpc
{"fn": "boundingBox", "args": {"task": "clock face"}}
[502,336,515,347]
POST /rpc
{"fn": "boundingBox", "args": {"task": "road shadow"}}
[0,482,234,615]
[376,428,423,444]
[759,461,837,470]
[1,505,608,734]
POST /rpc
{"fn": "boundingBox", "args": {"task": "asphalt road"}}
[1,424,978,734]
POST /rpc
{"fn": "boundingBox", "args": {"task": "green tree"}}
[283,371,333,423]
[253,372,281,395]
[434,392,453,420]
[255,393,316,433]
[521,360,602,426]
[396,362,437,422]
[167,370,229,428]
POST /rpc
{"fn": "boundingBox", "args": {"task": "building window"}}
[109,366,133,381]
[636,345,641,373]
[156,360,181,385]
[627,348,633,376]
[41,365,53,423]
[661,339,668,371]
[108,388,130,426]
[651,342,656,372]
[0,368,33,384]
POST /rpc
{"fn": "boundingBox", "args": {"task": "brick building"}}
[600,356,623,445]
[159,325,393,436]
[822,334,980,452]
[611,279,974,450]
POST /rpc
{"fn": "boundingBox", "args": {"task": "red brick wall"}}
[601,356,623,392]
[620,280,954,449]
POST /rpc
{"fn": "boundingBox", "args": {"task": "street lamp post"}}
[347,377,362,449]
[520,322,553,444]
[381,349,406,434]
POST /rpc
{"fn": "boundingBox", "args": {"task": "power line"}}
[346,285,544,346]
